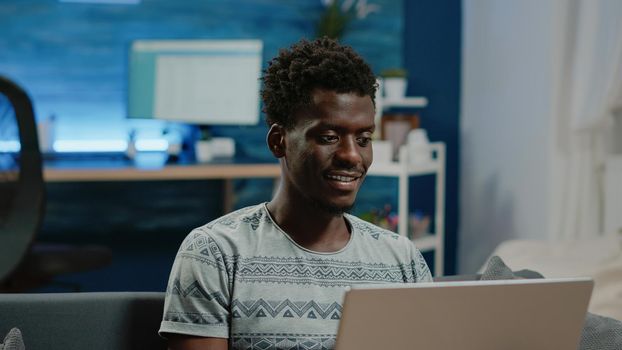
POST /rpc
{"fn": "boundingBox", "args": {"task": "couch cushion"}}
[481,255,622,350]
[0,292,166,350]
[487,236,622,320]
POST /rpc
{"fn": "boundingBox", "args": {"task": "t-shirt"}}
[159,203,432,349]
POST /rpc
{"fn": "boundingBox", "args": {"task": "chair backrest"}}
[0,292,167,350]
[0,76,45,284]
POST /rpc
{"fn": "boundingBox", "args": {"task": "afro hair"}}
[261,37,378,129]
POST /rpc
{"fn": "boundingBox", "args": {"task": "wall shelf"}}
[382,97,429,109]
[412,234,437,252]
[366,142,445,276]
[368,84,443,275]
[373,78,429,138]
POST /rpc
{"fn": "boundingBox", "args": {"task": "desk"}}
[44,161,281,213]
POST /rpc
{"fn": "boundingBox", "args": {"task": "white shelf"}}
[368,88,444,275]
[367,159,440,176]
[382,97,428,109]
[413,234,438,252]
[365,142,446,276]
[373,78,428,136]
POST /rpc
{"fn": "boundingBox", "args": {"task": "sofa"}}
[486,235,622,321]
[0,292,167,350]
[1,250,619,350]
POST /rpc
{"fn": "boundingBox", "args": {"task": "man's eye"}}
[357,137,372,147]
[319,135,339,143]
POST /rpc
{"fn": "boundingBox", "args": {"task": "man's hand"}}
[167,334,228,350]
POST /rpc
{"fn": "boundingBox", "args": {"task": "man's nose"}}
[334,137,362,167]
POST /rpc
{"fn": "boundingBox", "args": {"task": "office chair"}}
[0,76,112,292]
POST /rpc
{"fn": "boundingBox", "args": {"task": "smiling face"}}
[273,89,375,215]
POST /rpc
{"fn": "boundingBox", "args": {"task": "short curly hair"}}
[261,37,378,129]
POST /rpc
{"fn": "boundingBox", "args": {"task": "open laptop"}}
[335,278,593,350]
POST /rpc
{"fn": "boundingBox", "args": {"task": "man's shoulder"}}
[346,214,406,243]
[179,203,270,253]
[202,203,267,231]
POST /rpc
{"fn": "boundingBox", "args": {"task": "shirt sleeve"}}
[159,228,231,339]
[410,241,433,283]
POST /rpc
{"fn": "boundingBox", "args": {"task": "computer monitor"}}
[127,39,263,125]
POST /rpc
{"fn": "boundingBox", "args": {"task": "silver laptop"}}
[335,278,593,350]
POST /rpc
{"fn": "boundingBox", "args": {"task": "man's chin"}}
[312,198,354,216]
[325,204,353,216]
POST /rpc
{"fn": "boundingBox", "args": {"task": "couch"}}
[486,235,622,321]
[0,292,166,350]
[1,249,619,350]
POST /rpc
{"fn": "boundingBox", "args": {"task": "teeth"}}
[327,175,356,182]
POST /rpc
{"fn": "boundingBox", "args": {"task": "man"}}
[160,37,432,350]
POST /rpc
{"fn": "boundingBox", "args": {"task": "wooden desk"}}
[44,163,280,182]
[44,162,281,213]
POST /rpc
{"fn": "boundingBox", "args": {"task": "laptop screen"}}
[335,278,593,350]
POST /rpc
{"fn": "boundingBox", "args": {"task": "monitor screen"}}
[128,39,263,125]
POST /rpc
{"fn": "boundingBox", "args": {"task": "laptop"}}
[334,278,593,350]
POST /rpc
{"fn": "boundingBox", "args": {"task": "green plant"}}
[316,1,352,39]
[198,125,211,141]
[380,68,408,78]
[316,0,380,40]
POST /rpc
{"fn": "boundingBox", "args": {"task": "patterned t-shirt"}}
[159,203,432,349]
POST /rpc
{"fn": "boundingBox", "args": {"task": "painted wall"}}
[0,0,402,147]
[459,0,558,273]
[1,1,465,288]
[404,0,461,275]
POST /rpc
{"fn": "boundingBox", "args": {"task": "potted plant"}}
[380,68,408,102]
[316,1,351,39]
[194,126,213,163]
[316,0,380,40]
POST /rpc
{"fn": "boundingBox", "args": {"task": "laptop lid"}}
[335,278,593,350]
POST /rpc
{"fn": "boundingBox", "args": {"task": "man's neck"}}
[266,194,351,253]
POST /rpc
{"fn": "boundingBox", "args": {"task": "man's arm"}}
[167,334,228,350]
[160,229,232,348]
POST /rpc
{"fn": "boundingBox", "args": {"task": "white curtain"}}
[551,0,622,239]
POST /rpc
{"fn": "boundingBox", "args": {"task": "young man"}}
[160,37,432,350]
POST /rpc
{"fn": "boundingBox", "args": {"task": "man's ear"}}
[267,123,286,158]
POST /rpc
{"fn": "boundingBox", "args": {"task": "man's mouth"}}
[324,171,365,191]
[326,174,358,182]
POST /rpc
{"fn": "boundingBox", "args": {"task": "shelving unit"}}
[368,86,444,275]
[367,136,445,276]
[373,90,428,131]
[382,96,429,109]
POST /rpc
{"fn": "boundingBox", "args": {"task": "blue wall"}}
[2,1,462,286]
[0,0,403,144]
[404,0,461,274]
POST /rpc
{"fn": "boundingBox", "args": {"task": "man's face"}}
[281,89,375,215]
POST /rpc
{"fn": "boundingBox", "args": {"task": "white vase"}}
[372,140,393,164]
[383,77,407,102]
[194,140,213,163]
[408,129,432,164]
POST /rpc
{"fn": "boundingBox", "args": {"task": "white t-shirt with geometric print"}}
[159,203,432,350]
